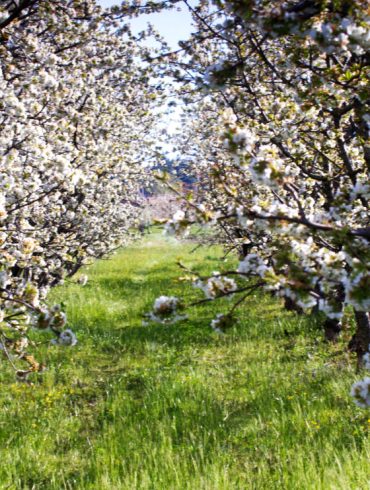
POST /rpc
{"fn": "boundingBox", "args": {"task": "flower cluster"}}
[351,345,370,408]
[195,273,237,299]
[145,295,186,324]
[77,275,89,287]
[51,329,78,347]
[210,313,233,333]
[351,378,370,408]
[164,210,190,236]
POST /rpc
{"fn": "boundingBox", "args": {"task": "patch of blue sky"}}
[95,0,196,158]
[96,0,194,50]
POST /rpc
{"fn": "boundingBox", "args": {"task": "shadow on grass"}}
[95,271,182,298]
[89,318,216,353]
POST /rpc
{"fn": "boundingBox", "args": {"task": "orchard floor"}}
[0,233,369,490]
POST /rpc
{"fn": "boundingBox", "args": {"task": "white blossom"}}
[51,329,77,347]
[350,378,370,408]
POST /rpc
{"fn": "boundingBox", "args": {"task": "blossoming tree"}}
[150,0,369,365]
[0,0,162,376]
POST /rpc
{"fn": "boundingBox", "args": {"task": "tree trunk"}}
[323,285,345,342]
[323,318,342,342]
[284,296,304,315]
[349,311,370,365]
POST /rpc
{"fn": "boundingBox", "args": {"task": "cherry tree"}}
[150,0,369,362]
[0,0,161,376]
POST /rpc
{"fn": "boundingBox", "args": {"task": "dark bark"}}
[284,296,304,315]
[349,311,370,364]
[323,285,345,342]
[323,318,342,342]
[66,262,83,278]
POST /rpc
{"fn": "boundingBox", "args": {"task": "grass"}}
[0,232,369,489]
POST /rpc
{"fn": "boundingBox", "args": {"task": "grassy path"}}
[0,234,369,489]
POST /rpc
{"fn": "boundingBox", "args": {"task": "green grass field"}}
[0,234,369,489]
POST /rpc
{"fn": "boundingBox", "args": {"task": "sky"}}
[96,0,194,50]
[95,0,196,155]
